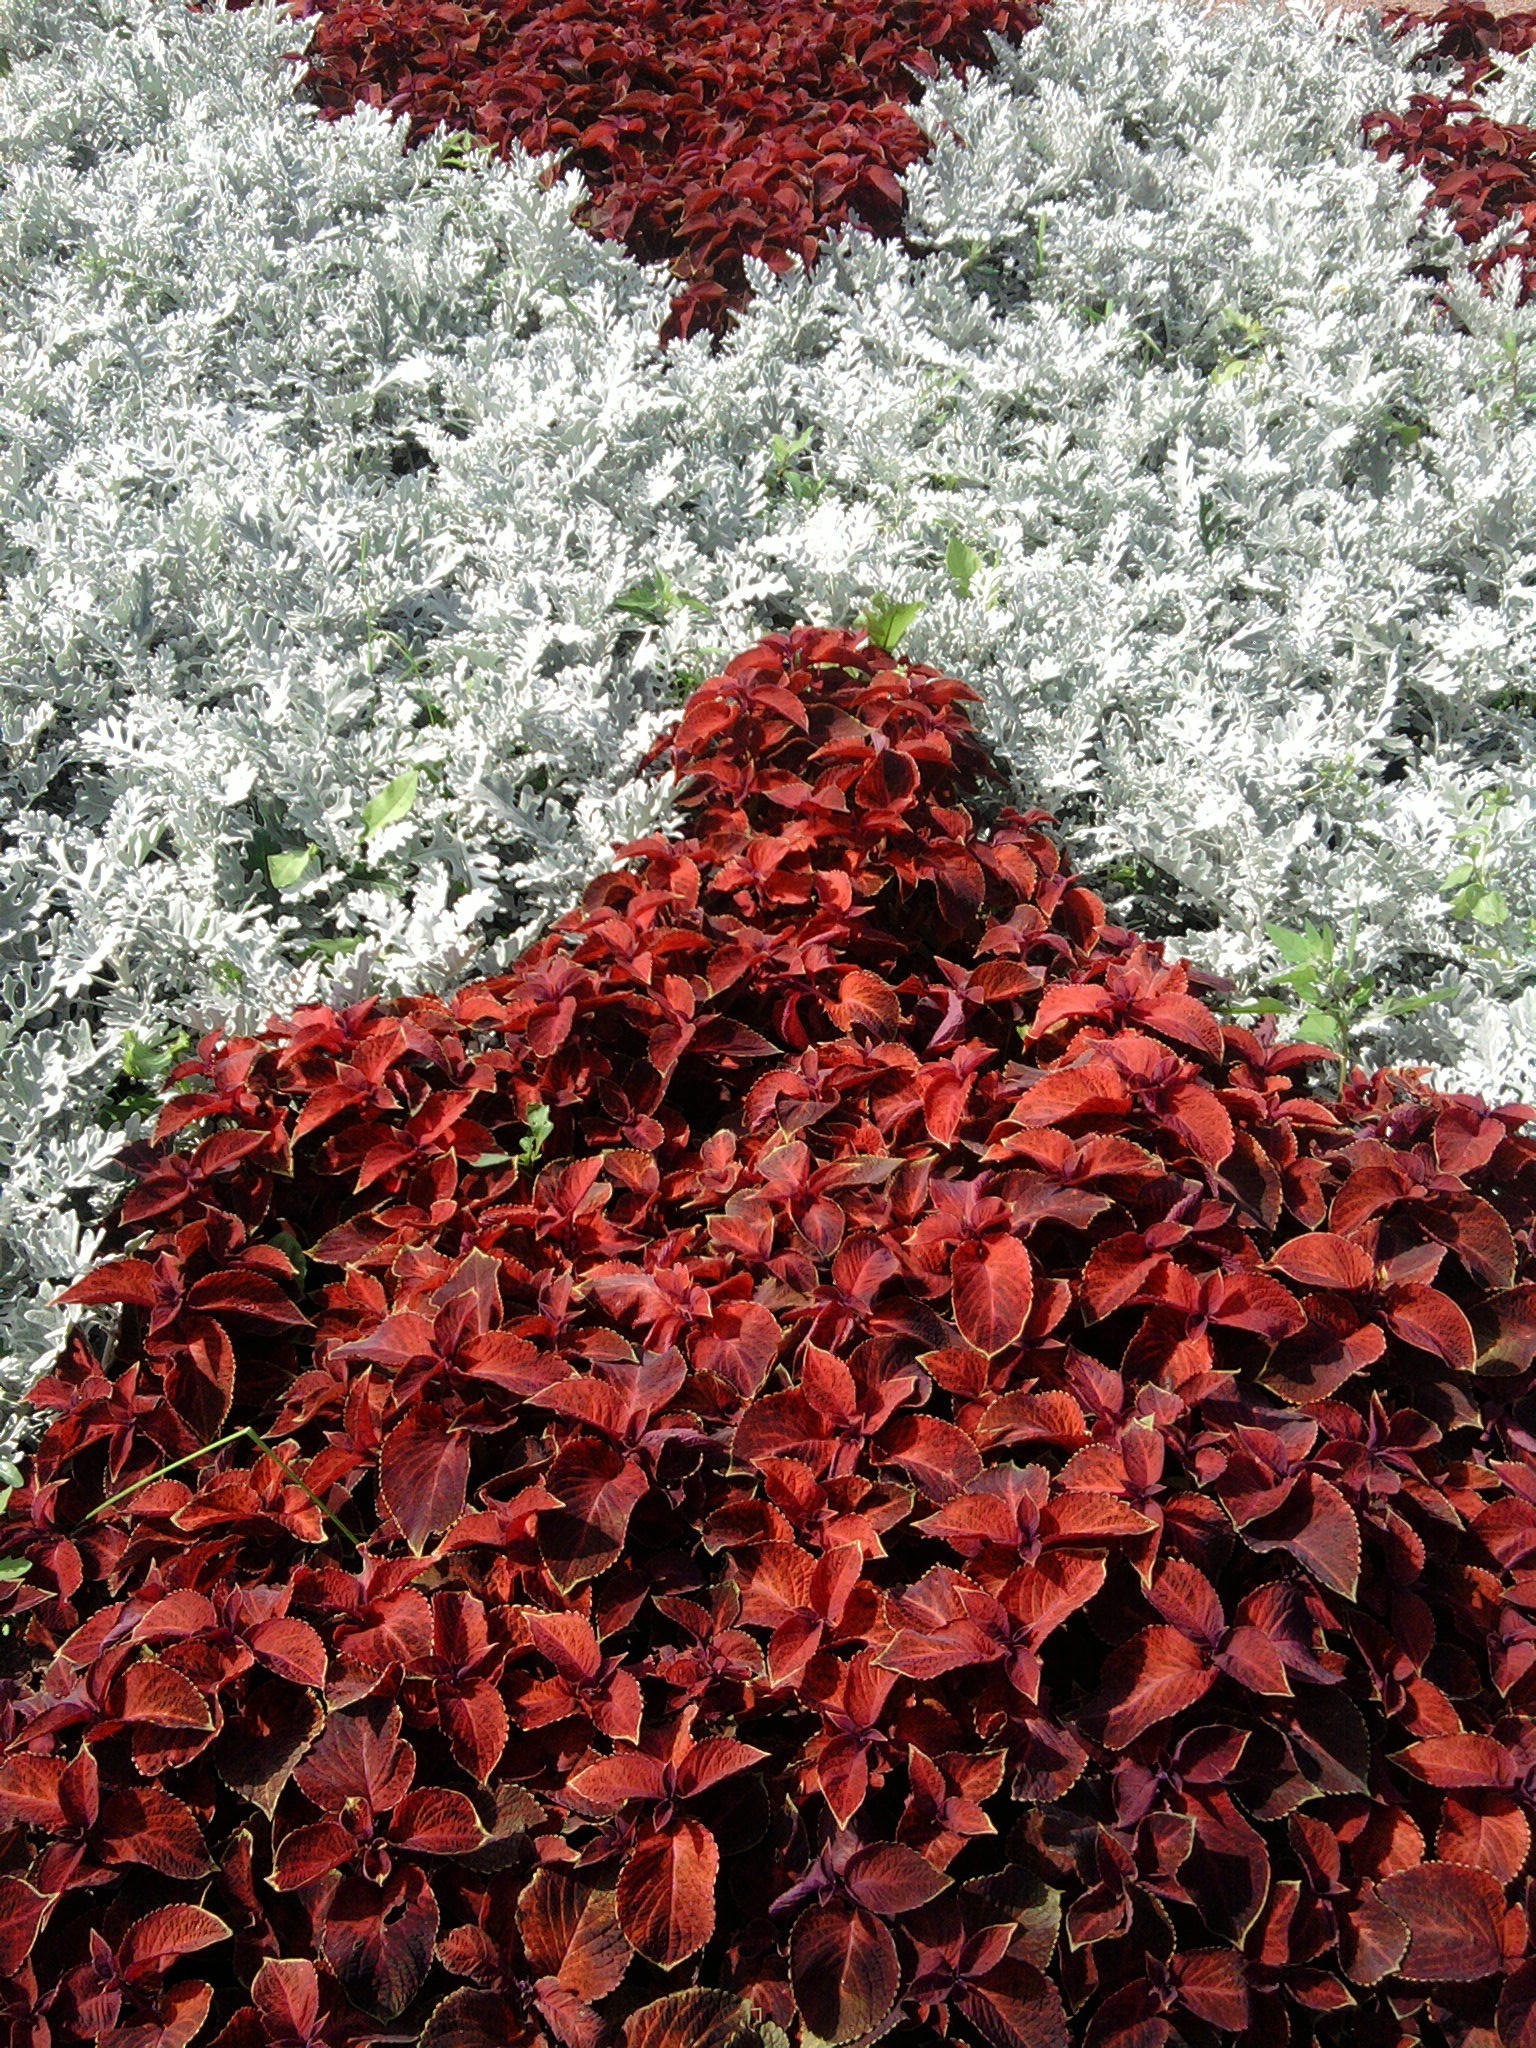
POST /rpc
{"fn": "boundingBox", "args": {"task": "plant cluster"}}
[230,0,1536,339]
[6,0,1536,1430]
[3,632,1536,2047]
[247,0,1045,339]
[1369,2,1536,308]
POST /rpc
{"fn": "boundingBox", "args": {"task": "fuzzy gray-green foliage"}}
[1,0,1534,1427]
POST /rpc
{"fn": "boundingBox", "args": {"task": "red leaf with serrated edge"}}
[845,1842,950,1916]
[187,1271,310,1327]
[540,1440,650,1589]
[827,970,900,1035]
[379,1416,469,1554]
[272,1820,354,1892]
[1210,1272,1307,1341]
[1093,1625,1217,1749]
[118,1903,231,1974]
[675,1736,768,1798]
[248,1616,328,1689]
[1139,993,1225,1064]
[952,1235,1033,1355]
[392,1787,484,1855]
[525,1608,602,1681]
[791,1901,900,2044]
[1377,1862,1508,1981]
[1145,1557,1223,1642]
[518,1870,630,2002]
[320,1866,439,2018]
[567,1748,669,1813]
[1340,1884,1411,1987]
[1269,1233,1375,1292]
[1403,1733,1510,1787]
[616,1822,719,1967]
[1431,1196,1519,1288]
[1240,1473,1361,1600]
[98,1785,213,1879]
[959,1958,1068,2048]
[1025,986,1113,1043]
[1174,1952,1249,2031]
[0,1879,47,1978]
[1437,1793,1531,1882]
[1385,1284,1477,1369]
[441,1681,509,1785]
[295,1702,414,1815]
[0,1754,67,1829]
[57,1257,158,1308]
[1005,1062,1131,1128]
[622,1990,751,2048]
[117,1658,216,1732]
[877,1413,983,1500]
[250,1959,322,2042]
[1217,1625,1293,1697]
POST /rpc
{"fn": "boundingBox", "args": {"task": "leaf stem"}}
[80,1426,360,1551]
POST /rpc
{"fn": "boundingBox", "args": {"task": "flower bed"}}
[248,0,1048,342]
[3,633,1535,2047]
[5,0,1536,1420]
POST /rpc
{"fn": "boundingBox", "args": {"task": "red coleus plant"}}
[3,623,1536,2048]
[196,0,1536,340]
[1369,3,1536,311]
[209,0,1045,341]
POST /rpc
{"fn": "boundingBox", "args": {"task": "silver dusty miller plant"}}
[0,0,1534,1431]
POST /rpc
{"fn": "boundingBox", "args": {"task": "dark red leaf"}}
[1377,1862,1508,1981]
[952,1236,1034,1356]
[379,1416,470,1554]
[617,1822,719,1967]
[791,1901,900,2044]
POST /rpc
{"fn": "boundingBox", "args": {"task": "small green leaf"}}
[121,1028,191,1083]
[361,768,419,841]
[306,934,370,963]
[1440,861,1478,893]
[1382,983,1458,1018]
[768,428,814,469]
[861,597,925,653]
[614,573,670,624]
[613,570,708,625]
[0,1558,31,1583]
[267,845,316,889]
[268,1230,310,1289]
[1265,922,1330,967]
[1471,887,1510,927]
[945,537,984,596]
[517,1103,554,1172]
[1298,1010,1344,1048]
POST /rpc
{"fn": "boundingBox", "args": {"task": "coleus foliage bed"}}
[6,0,1536,1433]
[1365,1,1536,307]
[241,0,1536,333]
[3,633,1536,2047]
[235,0,1047,340]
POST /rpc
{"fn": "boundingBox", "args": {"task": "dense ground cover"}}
[3,633,1535,2048]
[252,0,1049,341]
[3,0,1536,1427]
[264,0,1536,340]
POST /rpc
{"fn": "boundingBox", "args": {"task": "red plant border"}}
[202,0,1536,336]
[2,630,1536,2047]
